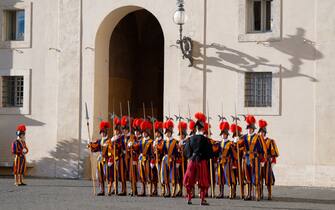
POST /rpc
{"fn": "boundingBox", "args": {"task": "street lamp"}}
[173,0,193,67]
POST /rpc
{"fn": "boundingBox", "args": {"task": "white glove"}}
[108,161,113,167]
[128,141,133,148]
[23,148,27,154]
[153,140,158,148]
[176,163,180,168]
[261,162,265,167]
[150,163,155,169]
[234,137,239,143]
[111,136,116,142]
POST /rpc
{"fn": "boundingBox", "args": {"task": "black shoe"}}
[138,192,146,197]
[108,192,113,196]
[200,200,209,206]
[187,200,192,205]
[118,192,127,196]
[20,183,27,186]
[244,196,252,201]
[96,192,105,196]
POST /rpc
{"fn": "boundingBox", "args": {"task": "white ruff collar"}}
[111,135,120,141]
[196,131,204,135]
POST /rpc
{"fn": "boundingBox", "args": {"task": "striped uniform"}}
[261,137,279,186]
[12,140,28,175]
[219,140,237,186]
[238,134,267,185]
[88,138,114,186]
[136,137,154,183]
[160,138,179,185]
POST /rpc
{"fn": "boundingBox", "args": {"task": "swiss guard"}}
[183,112,213,206]
[87,121,113,196]
[218,121,237,199]
[230,123,244,199]
[127,118,144,196]
[120,116,133,195]
[161,120,179,197]
[153,121,165,196]
[12,124,29,186]
[176,121,188,197]
[137,120,154,196]
[237,115,266,201]
[109,117,124,195]
[258,119,279,200]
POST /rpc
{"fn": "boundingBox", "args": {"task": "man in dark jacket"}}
[183,112,213,205]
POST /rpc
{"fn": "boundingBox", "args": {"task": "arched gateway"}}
[94,7,164,124]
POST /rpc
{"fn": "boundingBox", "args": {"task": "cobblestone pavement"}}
[0,178,334,210]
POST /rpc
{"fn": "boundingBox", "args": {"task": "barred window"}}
[245,72,272,107]
[247,0,273,33]
[0,76,24,107]
[3,9,25,41]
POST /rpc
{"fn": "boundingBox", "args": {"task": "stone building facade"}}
[0,0,334,187]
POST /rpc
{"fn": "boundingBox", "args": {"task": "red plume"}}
[17,124,26,132]
[189,120,195,130]
[219,121,230,131]
[194,112,207,123]
[178,121,187,131]
[99,121,110,130]
[164,120,174,130]
[230,124,242,134]
[121,116,128,127]
[114,117,120,125]
[132,119,138,128]
[154,121,163,130]
[258,119,268,128]
[246,115,256,125]
[133,118,143,128]
[140,120,152,131]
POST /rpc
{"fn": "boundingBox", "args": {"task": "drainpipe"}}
[203,0,208,113]
[77,0,83,179]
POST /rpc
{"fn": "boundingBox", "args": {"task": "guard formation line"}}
[11,102,279,206]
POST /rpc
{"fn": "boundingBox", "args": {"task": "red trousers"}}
[183,159,210,201]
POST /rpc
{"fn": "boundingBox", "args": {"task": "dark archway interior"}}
[109,9,164,120]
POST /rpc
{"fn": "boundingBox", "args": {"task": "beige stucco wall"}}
[0,0,334,186]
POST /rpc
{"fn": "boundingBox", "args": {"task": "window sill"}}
[238,32,282,42]
[0,40,31,49]
[0,107,28,115]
